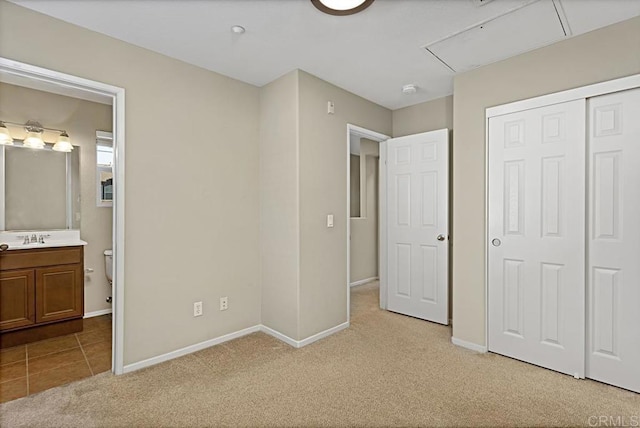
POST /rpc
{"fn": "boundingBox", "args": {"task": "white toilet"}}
[104,249,113,303]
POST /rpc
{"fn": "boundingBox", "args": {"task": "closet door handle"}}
[491,238,501,247]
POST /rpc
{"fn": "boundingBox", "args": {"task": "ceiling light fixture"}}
[311,0,375,16]
[231,25,246,34]
[402,84,418,95]
[0,120,73,151]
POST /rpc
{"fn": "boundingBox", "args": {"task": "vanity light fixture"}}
[311,0,374,16]
[0,121,13,145]
[0,120,73,151]
[23,121,45,149]
[52,131,73,152]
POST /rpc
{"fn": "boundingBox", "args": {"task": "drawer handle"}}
[0,243,8,252]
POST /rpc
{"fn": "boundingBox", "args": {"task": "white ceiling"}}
[9,0,640,110]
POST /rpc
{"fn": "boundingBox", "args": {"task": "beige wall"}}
[452,16,640,346]
[0,0,261,365]
[0,82,113,314]
[392,95,453,138]
[7,0,635,363]
[259,70,390,341]
[350,138,379,283]
[298,70,391,339]
[349,154,361,218]
[259,70,300,339]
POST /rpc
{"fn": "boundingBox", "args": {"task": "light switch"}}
[327,101,335,115]
[327,214,334,228]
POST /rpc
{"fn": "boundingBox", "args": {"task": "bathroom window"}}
[96,131,113,207]
[97,145,113,167]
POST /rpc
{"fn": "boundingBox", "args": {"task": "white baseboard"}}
[350,277,379,287]
[122,325,261,373]
[451,337,488,353]
[297,322,349,347]
[84,309,113,318]
[260,325,299,347]
[261,322,350,348]
[122,321,351,374]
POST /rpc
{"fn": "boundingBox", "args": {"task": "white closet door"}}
[488,100,586,377]
[587,88,640,393]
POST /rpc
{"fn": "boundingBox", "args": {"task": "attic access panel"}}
[425,1,566,73]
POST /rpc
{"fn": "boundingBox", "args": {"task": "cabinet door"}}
[36,264,83,323]
[0,269,36,331]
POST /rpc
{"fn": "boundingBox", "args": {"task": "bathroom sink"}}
[0,230,87,251]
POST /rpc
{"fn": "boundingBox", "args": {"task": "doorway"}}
[349,134,381,288]
[346,125,451,325]
[346,125,388,321]
[0,57,126,376]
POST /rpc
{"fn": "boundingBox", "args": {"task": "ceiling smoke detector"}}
[311,0,375,16]
[402,84,418,95]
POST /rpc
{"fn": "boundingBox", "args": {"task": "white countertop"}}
[4,240,88,250]
[0,230,87,251]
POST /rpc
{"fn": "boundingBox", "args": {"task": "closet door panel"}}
[488,100,586,377]
[587,88,640,393]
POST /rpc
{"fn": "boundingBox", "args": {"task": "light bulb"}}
[52,131,73,152]
[23,130,45,149]
[0,122,13,145]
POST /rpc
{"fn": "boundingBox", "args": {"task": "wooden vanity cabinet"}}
[0,246,84,348]
[0,269,35,330]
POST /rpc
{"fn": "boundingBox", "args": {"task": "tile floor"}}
[0,314,112,403]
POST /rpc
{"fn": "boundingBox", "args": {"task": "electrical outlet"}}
[220,297,228,311]
[193,301,203,317]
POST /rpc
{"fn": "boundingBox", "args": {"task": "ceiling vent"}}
[424,1,565,73]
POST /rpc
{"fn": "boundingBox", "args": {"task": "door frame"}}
[484,73,640,352]
[346,124,390,321]
[0,57,127,375]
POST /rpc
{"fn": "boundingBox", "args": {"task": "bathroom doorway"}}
[0,57,126,382]
[346,125,389,320]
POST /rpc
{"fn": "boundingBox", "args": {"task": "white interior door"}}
[488,100,586,377]
[385,129,449,324]
[587,88,640,393]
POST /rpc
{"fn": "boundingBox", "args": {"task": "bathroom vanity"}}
[0,231,87,348]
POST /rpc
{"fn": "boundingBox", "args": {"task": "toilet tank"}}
[104,249,113,282]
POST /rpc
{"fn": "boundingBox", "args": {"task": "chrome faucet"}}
[31,234,37,243]
[38,234,50,244]
[22,235,30,245]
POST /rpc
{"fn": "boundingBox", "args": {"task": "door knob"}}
[491,238,501,247]
[0,243,8,252]
[437,234,446,242]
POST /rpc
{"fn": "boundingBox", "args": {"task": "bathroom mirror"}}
[0,144,80,231]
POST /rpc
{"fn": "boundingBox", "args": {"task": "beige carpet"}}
[1,282,638,427]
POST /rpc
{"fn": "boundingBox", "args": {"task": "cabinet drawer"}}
[35,264,83,324]
[0,247,83,271]
[0,269,36,331]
